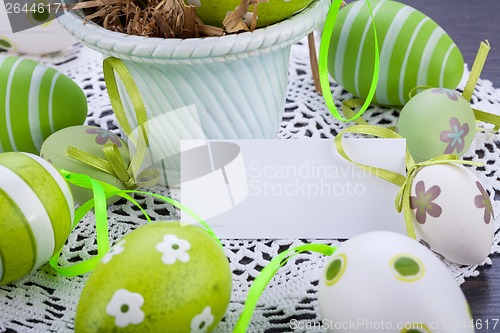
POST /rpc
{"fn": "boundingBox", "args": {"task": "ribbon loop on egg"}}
[335,125,483,239]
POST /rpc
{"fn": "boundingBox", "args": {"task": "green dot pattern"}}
[0,39,12,50]
[326,258,343,281]
[394,257,421,277]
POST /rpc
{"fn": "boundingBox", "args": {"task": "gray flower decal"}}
[440,117,469,154]
[474,181,494,224]
[410,181,442,224]
[432,88,459,101]
[86,127,123,147]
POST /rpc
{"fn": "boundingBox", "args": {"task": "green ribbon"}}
[463,40,490,102]
[65,56,160,191]
[319,0,380,122]
[334,124,482,239]
[233,244,336,332]
[49,171,220,277]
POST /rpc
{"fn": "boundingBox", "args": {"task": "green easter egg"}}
[0,152,74,285]
[0,55,87,154]
[396,88,476,162]
[75,222,232,333]
[40,125,130,205]
[328,0,464,106]
[186,0,314,28]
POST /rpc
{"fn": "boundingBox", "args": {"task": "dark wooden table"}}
[401,0,500,331]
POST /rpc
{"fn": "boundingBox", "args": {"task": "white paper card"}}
[181,139,407,239]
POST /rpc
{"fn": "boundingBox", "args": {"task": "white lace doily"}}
[1,36,500,333]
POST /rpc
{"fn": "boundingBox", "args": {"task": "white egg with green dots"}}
[0,55,88,154]
[328,0,464,106]
[0,152,74,285]
[0,1,75,54]
[318,231,474,333]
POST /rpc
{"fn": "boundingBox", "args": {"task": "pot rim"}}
[57,0,329,63]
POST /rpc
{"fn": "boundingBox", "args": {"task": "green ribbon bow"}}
[334,124,482,239]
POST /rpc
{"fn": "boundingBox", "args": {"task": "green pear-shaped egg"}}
[186,0,314,28]
[396,88,476,162]
[40,125,130,205]
[0,152,74,285]
[0,55,87,154]
[75,222,232,333]
[328,0,464,106]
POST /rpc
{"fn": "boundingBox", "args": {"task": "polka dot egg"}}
[186,0,315,28]
[328,0,464,106]
[396,88,476,163]
[0,3,75,54]
[0,152,74,285]
[76,222,232,332]
[319,231,474,333]
[0,55,87,154]
[409,164,495,265]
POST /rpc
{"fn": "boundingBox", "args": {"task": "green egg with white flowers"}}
[328,0,464,106]
[76,222,232,333]
[185,0,315,28]
[0,152,74,285]
[0,55,87,154]
[40,125,130,205]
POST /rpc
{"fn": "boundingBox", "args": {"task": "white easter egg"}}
[319,231,473,333]
[0,3,75,54]
[410,164,495,265]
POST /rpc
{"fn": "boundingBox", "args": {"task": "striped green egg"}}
[0,152,74,285]
[0,55,87,154]
[328,0,464,106]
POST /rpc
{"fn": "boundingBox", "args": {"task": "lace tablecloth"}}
[1,37,500,333]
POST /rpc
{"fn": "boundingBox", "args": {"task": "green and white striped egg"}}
[0,152,74,285]
[328,0,464,106]
[0,55,87,154]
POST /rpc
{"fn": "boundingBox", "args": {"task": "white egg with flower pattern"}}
[75,222,232,333]
[319,231,474,333]
[409,163,495,265]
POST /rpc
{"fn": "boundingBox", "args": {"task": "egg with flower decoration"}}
[75,222,232,333]
[0,152,74,285]
[40,125,130,205]
[407,163,494,265]
[328,0,464,106]
[396,88,476,163]
[185,0,315,28]
[319,231,474,333]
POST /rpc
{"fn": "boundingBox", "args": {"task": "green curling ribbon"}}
[334,125,482,239]
[233,244,336,332]
[319,0,380,122]
[49,170,220,277]
[64,56,160,190]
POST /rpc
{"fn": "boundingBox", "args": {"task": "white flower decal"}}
[156,234,191,265]
[101,240,126,264]
[106,289,145,328]
[190,306,214,333]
